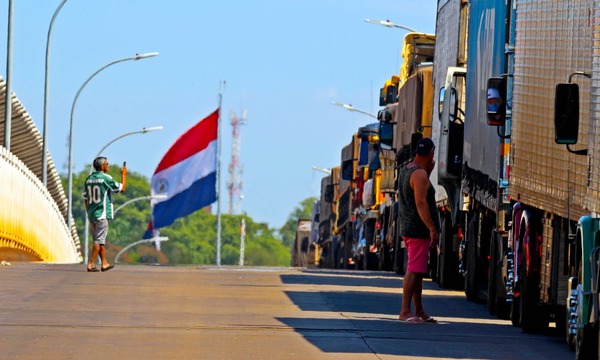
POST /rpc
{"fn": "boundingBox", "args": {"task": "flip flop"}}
[422,316,437,323]
[87,266,99,272]
[398,316,425,323]
[101,265,114,272]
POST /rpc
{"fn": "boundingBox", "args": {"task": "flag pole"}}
[216,81,225,266]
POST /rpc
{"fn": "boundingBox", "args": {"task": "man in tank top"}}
[397,137,440,323]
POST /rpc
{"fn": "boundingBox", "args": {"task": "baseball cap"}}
[487,87,500,100]
[415,137,435,156]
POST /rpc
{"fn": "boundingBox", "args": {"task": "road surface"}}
[0,263,573,359]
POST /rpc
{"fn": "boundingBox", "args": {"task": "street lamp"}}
[82,125,163,264]
[89,126,164,172]
[331,101,377,118]
[365,19,418,32]
[66,52,158,236]
[114,194,167,215]
[312,166,331,175]
[41,0,68,186]
[114,236,169,263]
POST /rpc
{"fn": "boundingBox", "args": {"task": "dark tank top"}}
[398,165,440,239]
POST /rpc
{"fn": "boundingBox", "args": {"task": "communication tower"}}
[228,110,246,214]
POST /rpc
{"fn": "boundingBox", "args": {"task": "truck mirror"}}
[379,122,394,150]
[324,184,334,203]
[445,87,458,121]
[438,87,445,119]
[341,159,354,181]
[486,77,507,126]
[379,85,398,106]
[377,109,393,123]
[554,83,579,144]
[379,87,386,107]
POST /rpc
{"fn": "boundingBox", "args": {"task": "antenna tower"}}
[228,110,246,214]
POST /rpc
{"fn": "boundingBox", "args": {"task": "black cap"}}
[415,137,435,156]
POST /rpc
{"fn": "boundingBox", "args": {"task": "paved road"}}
[1,263,573,359]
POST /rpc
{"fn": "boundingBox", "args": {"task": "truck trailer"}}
[433,0,592,349]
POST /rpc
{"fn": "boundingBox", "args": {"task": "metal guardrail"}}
[0,146,81,263]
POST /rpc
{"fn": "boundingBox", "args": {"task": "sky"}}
[0,0,436,229]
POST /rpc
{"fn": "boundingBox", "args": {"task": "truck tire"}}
[465,216,479,302]
[394,235,406,275]
[576,322,598,360]
[378,237,392,271]
[438,213,458,289]
[519,263,548,333]
[488,230,499,316]
[510,281,521,327]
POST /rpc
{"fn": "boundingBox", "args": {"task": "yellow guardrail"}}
[0,147,81,263]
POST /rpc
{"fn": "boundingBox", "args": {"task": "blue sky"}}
[0,0,436,229]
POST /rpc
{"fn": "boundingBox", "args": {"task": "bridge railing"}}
[0,146,81,263]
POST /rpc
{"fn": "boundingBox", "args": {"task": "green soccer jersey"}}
[82,171,123,221]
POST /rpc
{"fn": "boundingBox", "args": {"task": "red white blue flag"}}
[150,109,219,228]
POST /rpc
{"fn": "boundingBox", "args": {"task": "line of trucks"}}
[293,0,600,358]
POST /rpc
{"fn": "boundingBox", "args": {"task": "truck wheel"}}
[510,289,521,327]
[488,231,499,315]
[438,213,458,288]
[519,265,548,333]
[576,322,598,359]
[394,236,405,275]
[378,238,392,271]
[465,217,479,302]
[335,241,343,269]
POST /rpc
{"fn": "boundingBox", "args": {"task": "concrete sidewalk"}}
[0,263,572,359]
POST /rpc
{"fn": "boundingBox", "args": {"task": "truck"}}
[553,14,600,359]
[316,166,340,268]
[378,32,436,275]
[291,219,312,267]
[431,0,598,351]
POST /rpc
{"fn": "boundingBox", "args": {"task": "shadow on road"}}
[277,270,573,359]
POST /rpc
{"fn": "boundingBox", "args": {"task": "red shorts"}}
[404,237,430,274]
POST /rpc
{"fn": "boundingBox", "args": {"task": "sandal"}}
[101,264,115,272]
[87,266,99,272]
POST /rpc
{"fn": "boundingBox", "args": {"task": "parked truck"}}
[431,0,598,351]
[291,219,312,267]
[316,166,340,268]
[378,32,436,275]
[552,9,600,358]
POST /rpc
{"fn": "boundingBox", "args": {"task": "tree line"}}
[64,168,315,266]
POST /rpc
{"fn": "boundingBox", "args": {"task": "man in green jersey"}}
[83,157,127,272]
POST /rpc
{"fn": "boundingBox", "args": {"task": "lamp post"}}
[114,236,169,264]
[365,19,418,32]
[41,0,68,186]
[113,194,167,215]
[89,126,164,172]
[312,166,331,175]
[331,101,377,118]
[82,125,163,264]
[66,52,158,239]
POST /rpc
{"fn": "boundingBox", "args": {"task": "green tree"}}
[66,168,312,267]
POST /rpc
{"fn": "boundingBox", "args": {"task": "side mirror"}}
[443,87,458,121]
[554,83,579,144]
[377,109,393,123]
[379,84,398,106]
[438,87,446,120]
[341,159,354,181]
[379,122,394,150]
[486,77,507,126]
[324,184,334,203]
